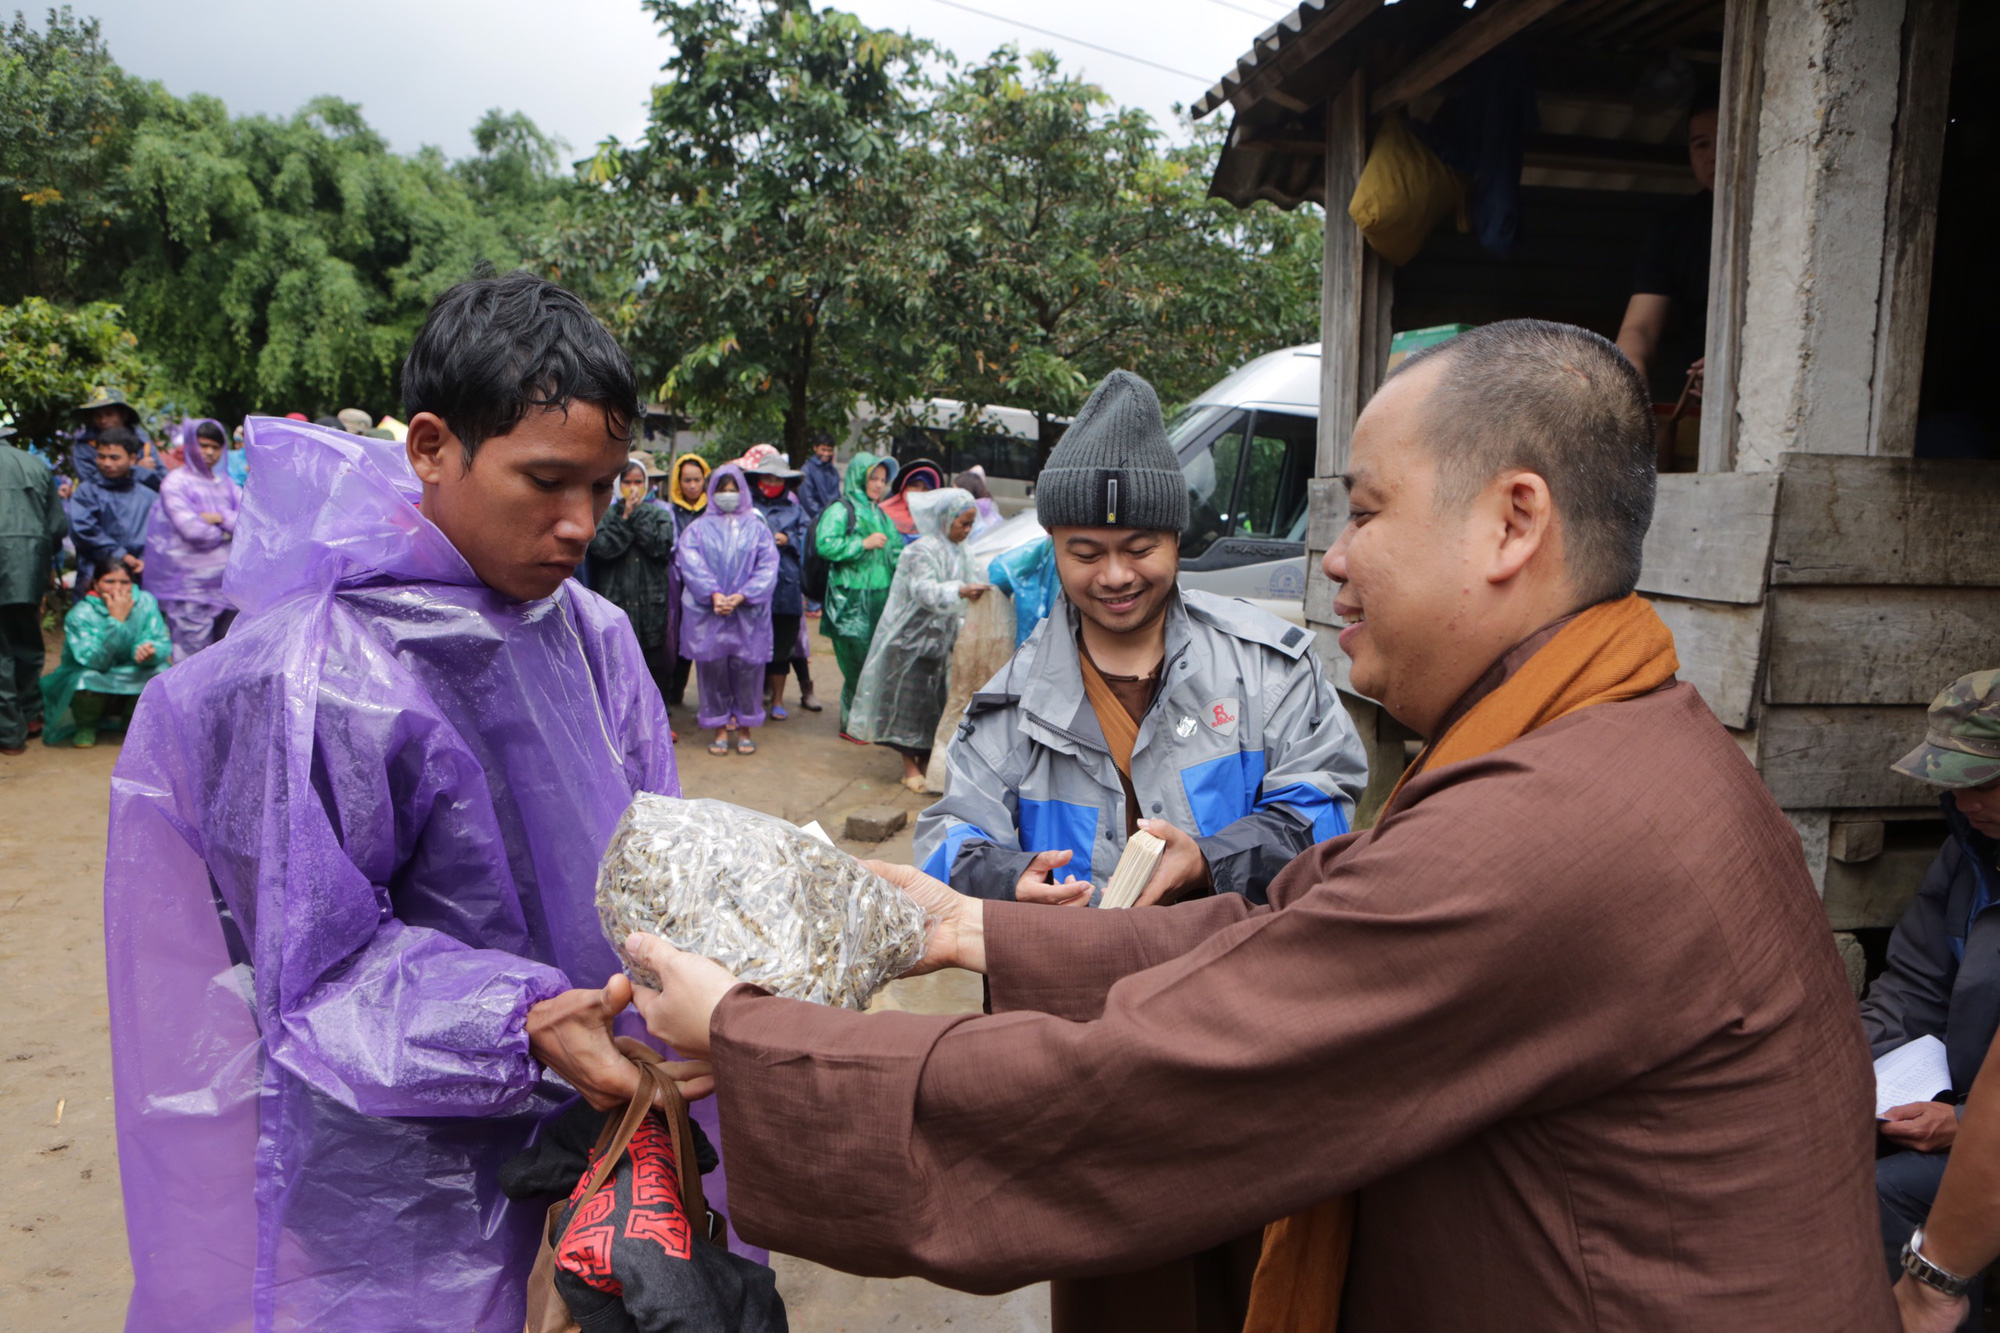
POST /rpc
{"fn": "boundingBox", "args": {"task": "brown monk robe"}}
[1062,643,1261,1332]
[702,599,1893,1331]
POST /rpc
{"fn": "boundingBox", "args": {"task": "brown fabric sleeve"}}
[707,734,1760,1292]
[982,894,1254,1019]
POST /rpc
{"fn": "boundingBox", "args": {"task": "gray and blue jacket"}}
[915,588,1368,904]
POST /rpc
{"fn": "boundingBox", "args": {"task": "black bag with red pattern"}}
[501,1041,786,1333]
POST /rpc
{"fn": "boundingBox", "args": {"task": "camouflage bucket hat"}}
[77,386,140,425]
[1892,669,2000,789]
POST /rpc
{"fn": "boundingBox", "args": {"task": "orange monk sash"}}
[1239,593,1679,1333]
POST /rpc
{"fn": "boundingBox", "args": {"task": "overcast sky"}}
[76,0,1292,162]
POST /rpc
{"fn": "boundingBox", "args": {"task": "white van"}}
[1167,343,1320,617]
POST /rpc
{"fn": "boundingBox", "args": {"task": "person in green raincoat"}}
[41,563,172,747]
[1,427,69,754]
[815,451,901,737]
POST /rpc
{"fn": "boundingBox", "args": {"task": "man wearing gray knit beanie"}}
[913,365,1366,1325]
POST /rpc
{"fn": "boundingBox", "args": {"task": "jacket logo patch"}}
[1175,716,1198,739]
[1206,699,1239,736]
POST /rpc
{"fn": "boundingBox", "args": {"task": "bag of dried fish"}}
[595,794,932,1010]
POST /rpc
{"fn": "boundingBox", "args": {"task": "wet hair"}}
[196,421,226,446]
[1391,319,1655,605]
[953,469,989,500]
[94,428,139,457]
[400,270,638,461]
[93,563,132,586]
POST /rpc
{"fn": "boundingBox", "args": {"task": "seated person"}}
[1862,668,2000,1322]
[69,429,156,591]
[40,564,171,747]
[915,367,1368,910]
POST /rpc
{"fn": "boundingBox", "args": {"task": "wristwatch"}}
[1902,1228,1975,1298]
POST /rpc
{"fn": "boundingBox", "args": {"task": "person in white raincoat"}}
[848,487,989,790]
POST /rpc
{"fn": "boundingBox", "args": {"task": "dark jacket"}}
[0,447,69,607]
[752,492,806,617]
[588,498,677,650]
[1860,798,2000,1097]
[70,472,157,590]
[798,455,841,522]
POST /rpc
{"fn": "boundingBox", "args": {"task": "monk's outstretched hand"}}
[861,860,987,976]
[625,934,741,1060]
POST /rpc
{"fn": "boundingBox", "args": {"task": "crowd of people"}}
[0,389,419,754]
[2,268,1996,1333]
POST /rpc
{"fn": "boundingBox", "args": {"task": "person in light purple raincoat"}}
[101,275,750,1333]
[144,418,240,660]
[676,462,778,756]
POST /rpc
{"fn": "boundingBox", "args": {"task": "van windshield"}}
[1168,404,1248,558]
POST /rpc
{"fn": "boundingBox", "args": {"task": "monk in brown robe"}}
[632,320,1896,1331]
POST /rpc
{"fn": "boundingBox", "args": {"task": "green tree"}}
[555,0,934,458]
[114,94,525,419]
[3,8,567,421]
[0,7,153,304]
[458,108,574,249]
[0,296,163,443]
[908,49,1324,454]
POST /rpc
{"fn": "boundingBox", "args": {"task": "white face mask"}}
[712,490,741,514]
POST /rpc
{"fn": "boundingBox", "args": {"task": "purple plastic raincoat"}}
[142,418,240,608]
[676,463,778,663]
[102,418,709,1333]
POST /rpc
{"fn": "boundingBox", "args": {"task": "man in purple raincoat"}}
[103,274,727,1332]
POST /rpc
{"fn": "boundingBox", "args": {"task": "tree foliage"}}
[555,5,1323,461]
[0,8,151,304]
[556,0,933,457]
[907,49,1324,452]
[0,296,163,441]
[3,2,1323,459]
[0,7,567,425]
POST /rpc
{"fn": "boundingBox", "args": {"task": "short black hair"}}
[1392,319,1656,605]
[400,270,638,461]
[94,428,139,457]
[195,421,226,445]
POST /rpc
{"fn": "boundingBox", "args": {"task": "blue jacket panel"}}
[753,495,807,617]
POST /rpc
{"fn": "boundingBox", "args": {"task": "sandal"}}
[770,704,789,721]
[736,737,757,755]
[707,738,729,756]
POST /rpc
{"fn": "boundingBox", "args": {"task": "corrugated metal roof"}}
[1191,0,1373,121]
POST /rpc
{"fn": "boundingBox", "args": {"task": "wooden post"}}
[1732,0,1910,471]
[1867,0,1958,458]
[1697,0,1768,473]
[1317,75,1368,480]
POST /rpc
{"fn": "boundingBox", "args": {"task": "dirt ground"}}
[0,618,1050,1331]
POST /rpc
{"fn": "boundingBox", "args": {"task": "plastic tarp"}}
[985,533,1059,648]
[101,417,719,1333]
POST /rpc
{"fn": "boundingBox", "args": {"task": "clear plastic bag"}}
[596,794,932,1009]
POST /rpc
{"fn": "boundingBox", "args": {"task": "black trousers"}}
[641,640,677,713]
[767,613,812,686]
[0,602,43,750]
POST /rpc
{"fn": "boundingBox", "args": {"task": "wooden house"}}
[1193,0,1999,976]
